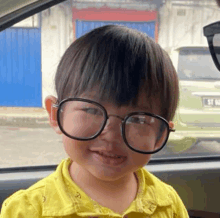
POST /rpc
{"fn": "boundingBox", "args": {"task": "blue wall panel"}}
[0,28,41,107]
[76,21,155,39]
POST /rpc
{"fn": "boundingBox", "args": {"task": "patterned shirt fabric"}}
[0,158,189,218]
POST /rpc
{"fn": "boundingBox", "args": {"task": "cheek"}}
[62,135,90,161]
[129,152,152,169]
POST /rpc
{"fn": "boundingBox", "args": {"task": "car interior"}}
[1,0,220,217]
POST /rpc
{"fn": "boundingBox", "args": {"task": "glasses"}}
[53,98,175,154]
[204,21,220,71]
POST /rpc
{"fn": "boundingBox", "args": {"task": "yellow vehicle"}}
[165,46,220,156]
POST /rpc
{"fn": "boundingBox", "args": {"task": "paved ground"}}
[0,126,67,168]
[0,107,49,128]
[1,124,220,168]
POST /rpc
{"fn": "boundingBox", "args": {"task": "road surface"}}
[1,126,220,168]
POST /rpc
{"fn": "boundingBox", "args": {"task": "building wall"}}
[0,14,42,107]
[72,7,158,40]
[158,0,220,54]
[41,3,73,107]
[9,0,220,108]
[11,1,220,107]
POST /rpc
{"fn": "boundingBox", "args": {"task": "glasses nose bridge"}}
[108,114,124,121]
[105,114,124,131]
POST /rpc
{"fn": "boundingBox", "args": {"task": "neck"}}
[69,162,138,214]
[69,161,138,196]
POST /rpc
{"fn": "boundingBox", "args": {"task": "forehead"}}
[80,90,161,115]
[131,91,161,115]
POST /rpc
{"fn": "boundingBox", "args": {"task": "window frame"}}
[0,0,67,32]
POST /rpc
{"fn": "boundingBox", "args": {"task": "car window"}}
[178,48,220,80]
[1,0,220,168]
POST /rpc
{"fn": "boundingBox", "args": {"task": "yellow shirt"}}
[0,158,189,218]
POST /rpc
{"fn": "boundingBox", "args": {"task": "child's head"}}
[55,25,178,121]
[45,25,179,181]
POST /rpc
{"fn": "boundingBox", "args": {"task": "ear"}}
[169,121,174,130]
[154,121,175,150]
[45,95,62,135]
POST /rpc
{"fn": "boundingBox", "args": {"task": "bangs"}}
[57,25,162,107]
[71,36,148,106]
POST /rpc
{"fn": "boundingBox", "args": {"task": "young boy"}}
[0,25,189,218]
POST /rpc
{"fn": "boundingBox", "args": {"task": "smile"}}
[91,151,127,166]
[96,151,122,158]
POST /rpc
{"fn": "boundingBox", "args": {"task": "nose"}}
[100,116,123,142]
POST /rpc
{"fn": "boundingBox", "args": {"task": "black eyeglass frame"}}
[53,98,175,154]
[203,21,220,71]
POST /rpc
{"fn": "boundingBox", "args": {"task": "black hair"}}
[55,25,179,121]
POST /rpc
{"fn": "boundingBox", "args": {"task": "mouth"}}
[90,150,127,166]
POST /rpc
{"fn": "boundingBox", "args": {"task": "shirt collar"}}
[123,167,172,216]
[42,158,172,217]
[42,158,103,217]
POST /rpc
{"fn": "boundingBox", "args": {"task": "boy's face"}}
[45,92,174,182]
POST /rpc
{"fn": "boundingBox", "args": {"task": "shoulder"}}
[139,168,189,217]
[0,173,54,218]
[140,167,177,195]
[0,158,76,218]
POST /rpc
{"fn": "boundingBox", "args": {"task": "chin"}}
[89,168,128,182]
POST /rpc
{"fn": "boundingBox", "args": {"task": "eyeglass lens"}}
[58,100,168,152]
[124,114,168,152]
[59,101,105,139]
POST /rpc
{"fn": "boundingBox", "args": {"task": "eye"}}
[127,115,155,124]
[81,107,103,116]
